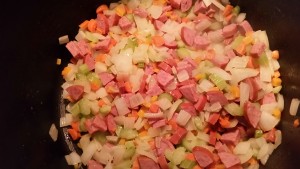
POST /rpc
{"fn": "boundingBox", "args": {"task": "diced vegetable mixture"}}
[60,0,283,168]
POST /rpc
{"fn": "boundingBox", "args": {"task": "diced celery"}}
[85,31,99,43]
[177,41,185,48]
[180,159,196,169]
[70,102,80,117]
[78,64,90,74]
[116,125,123,137]
[255,129,263,138]
[209,74,228,90]
[79,98,91,115]
[233,6,240,15]
[231,35,245,50]
[99,105,111,116]
[177,48,190,59]
[258,53,269,66]
[126,14,134,22]
[204,60,214,68]
[87,72,102,87]
[158,93,174,102]
[168,162,178,169]
[93,131,107,144]
[165,149,174,162]
[181,136,197,152]
[171,147,186,165]
[193,116,205,130]
[137,62,145,68]
[76,73,87,81]
[224,102,244,116]
[273,86,282,93]
[114,160,132,169]
[79,117,87,132]
[123,141,136,159]
[124,38,138,50]
[120,129,138,140]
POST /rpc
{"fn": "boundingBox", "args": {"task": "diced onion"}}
[289,98,300,116]
[59,35,69,45]
[167,99,183,120]
[65,151,82,165]
[60,113,73,127]
[49,123,58,142]
[157,98,172,110]
[81,140,98,165]
[176,110,192,126]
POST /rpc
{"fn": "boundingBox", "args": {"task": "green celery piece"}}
[158,93,174,102]
[258,52,269,66]
[85,31,98,43]
[78,64,90,74]
[79,117,87,132]
[273,86,282,93]
[193,116,205,130]
[99,105,111,116]
[137,62,145,68]
[171,147,186,165]
[93,131,107,145]
[79,98,91,115]
[209,74,228,90]
[180,159,196,169]
[114,160,132,169]
[164,149,174,162]
[233,6,240,15]
[224,102,244,116]
[76,73,86,80]
[125,13,134,22]
[120,129,138,140]
[87,72,102,86]
[255,129,263,138]
[124,38,138,51]
[70,102,80,117]
[231,35,245,50]
[116,125,123,137]
[123,141,136,159]
[177,48,190,59]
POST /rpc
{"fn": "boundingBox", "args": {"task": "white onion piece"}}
[238,149,254,164]
[114,97,130,116]
[176,110,192,126]
[210,0,225,10]
[235,13,246,23]
[60,113,73,127]
[277,93,284,111]
[95,87,108,99]
[123,117,136,129]
[144,111,164,119]
[49,123,58,142]
[274,130,282,149]
[147,5,163,19]
[255,137,267,148]
[93,145,113,165]
[234,141,251,155]
[167,99,183,120]
[148,127,161,137]
[259,111,279,131]
[253,30,269,48]
[157,98,172,111]
[129,93,145,108]
[225,56,249,71]
[260,66,272,82]
[195,19,212,32]
[79,134,91,150]
[197,132,210,143]
[260,154,270,165]
[58,35,69,45]
[207,67,232,80]
[65,151,81,165]
[81,140,98,165]
[289,98,300,116]
[230,68,259,85]
[177,70,190,82]
[199,79,215,92]
[134,117,147,130]
[95,62,108,74]
[257,143,269,160]
[114,116,125,126]
[112,145,126,165]
[136,149,158,162]
[202,0,212,7]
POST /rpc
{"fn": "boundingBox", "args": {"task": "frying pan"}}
[0,0,299,168]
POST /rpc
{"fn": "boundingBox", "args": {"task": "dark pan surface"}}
[0,0,299,168]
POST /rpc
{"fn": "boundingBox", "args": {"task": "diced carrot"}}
[61,66,71,76]
[126,6,133,14]
[247,57,258,69]
[248,157,258,165]
[235,43,246,55]
[138,109,145,117]
[119,138,126,145]
[71,121,80,132]
[272,50,279,59]
[219,116,230,128]
[144,121,150,130]
[152,36,165,47]
[213,164,226,169]
[91,82,100,92]
[273,71,281,78]
[132,158,140,169]
[87,19,97,32]
[98,99,106,107]
[95,53,107,63]
[194,56,202,64]
[148,140,155,149]
[67,129,81,140]
[149,104,160,113]
[168,119,178,131]
[203,127,210,134]
[79,20,89,30]
[293,119,300,128]
[223,5,234,16]
[193,165,203,169]
[96,4,108,14]
[185,153,196,161]
[139,130,148,137]
[181,17,189,23]
[225,14,233,23]
[131,110,138,118]
[124,81,132,93]
[230,85,240,98]
[66,95,74,103]
[208,87,220,92]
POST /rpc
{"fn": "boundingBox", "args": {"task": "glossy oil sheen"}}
[0,0,299,168]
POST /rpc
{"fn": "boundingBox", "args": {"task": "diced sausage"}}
[96,14,109,35]
[215,142,231,153]
[146,84,164,97]
[194,94,207,112]
[163,5,172,12]
[261,92,276,104]
[265,128,276,143]
[181,27,196,46]
[208,113,220,125]
[177,79,196,87]
[157,70,174,87]
[158,62,172,74]
[238,20,253,35]
[194,0,207,15]
[139,75,148,93]
[88,160,103,169]
[66,41,80,58]
[181,0,192,12]
[164,57,177,67]
[179,84,199,102]
[192,146,214,168]
[84,54,95,71]
[66,85,84,101]
[94,38,111,52]
[110,106,118,116]
[84,118,99,134]
[154,19,164,30]
[153,119,166,128]
[218,152,241,168]
[164,41,178,49]
[108,14,120,27]
[206,91,229,106]
[226,49,236,59]
[93,115,107,132]
[211,55,230,68]
[118,16,132,30]
[138,156,160,169]
[66,41,90,59]
[158,155,169,169]
[106,114,116,134]
[220,129,240,145]
[244,101,262,128]
[250,42,266,57]
[170,0,182,9]
[222,24,238,38]
[133,8,148,18]
[77,40,91,57]
[194,35,210,49]
[170,89,182,99]
[105,81,119,93]
[206,5,218,17]
[181,102,197,116]
[98,72,114,86]
[156,138,175,156]
[158,12,168,23]
[169,126,187,144]
[244,78,260,101]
